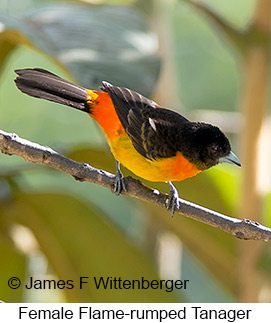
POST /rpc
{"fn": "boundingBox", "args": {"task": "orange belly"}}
[109,134,201,182]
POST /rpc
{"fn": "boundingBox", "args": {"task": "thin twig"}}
[1,129,271,242]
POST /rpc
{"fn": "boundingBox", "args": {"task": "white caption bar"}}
[0,303,267,322]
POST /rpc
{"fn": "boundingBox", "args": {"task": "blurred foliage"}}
[172,1,240,112]
[0,2,159,95]
[0,240,26,302]
[0,0,270,303]
[3,192,178,302]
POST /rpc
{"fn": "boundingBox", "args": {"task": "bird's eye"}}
[208,145,219,157]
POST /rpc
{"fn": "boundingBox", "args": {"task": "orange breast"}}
[86,89,126,139]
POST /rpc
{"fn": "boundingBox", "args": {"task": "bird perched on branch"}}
[15,68,241,215]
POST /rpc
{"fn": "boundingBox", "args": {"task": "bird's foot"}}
[113,161,126,195]
[166,181,180,217]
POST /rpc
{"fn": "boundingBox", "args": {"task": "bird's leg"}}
[113,160,126,195]
[166,181,180,217]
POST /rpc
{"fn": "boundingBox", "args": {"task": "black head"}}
[180,122,240,170]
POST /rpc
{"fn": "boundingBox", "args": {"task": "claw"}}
[113,161,126,195]
[166,181,180,217]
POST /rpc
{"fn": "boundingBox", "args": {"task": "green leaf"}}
[0,38,16,73]
[172,1,239,112]
[199,0,256,30]
[5,192,179,302]
[0,3,160,96]
[0,15,33,70]
[0,240,27,302]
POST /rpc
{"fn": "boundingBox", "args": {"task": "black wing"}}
[100,82,189,160]
[100,81,159,129]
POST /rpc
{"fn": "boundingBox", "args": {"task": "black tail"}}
[14,68,91,112]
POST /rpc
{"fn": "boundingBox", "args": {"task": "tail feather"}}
[15,68,90,112]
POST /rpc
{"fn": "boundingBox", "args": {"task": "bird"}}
[14,68,241,215]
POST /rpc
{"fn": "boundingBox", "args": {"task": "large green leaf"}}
[3,192,179,302]
[0,3,160,96]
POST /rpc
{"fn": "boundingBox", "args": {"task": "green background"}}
[0,0,270,302]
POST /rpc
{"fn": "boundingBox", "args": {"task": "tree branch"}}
[1,129,271,242]
[184,0,249,53]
